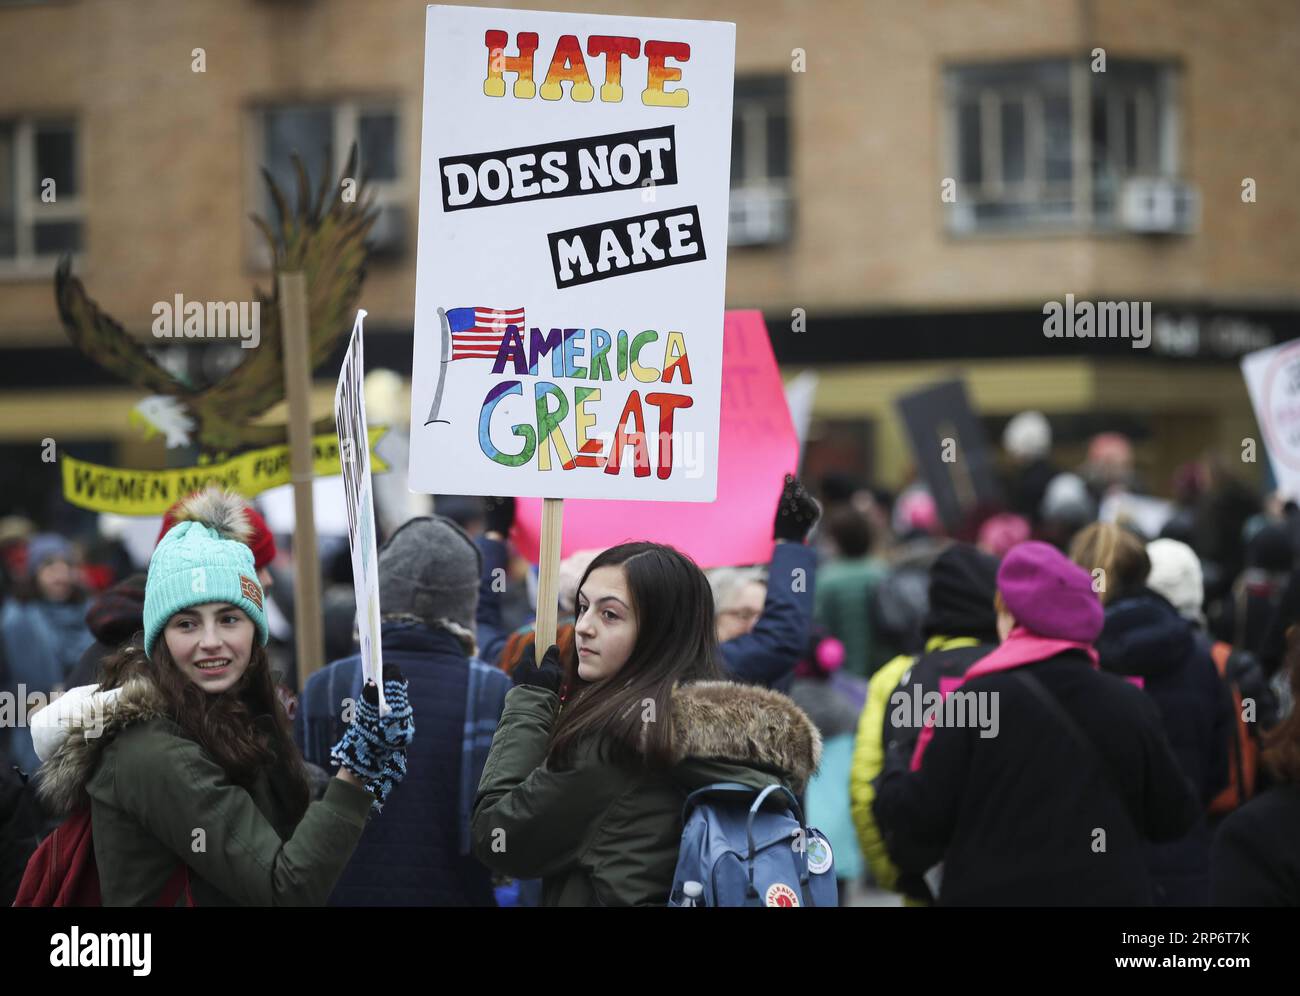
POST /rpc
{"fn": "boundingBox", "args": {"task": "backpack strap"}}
[1222,651,1249,807]
[682,782,771,820]
[682,781,805,824]
[1011,671,1139,834]
[744,785,817,907]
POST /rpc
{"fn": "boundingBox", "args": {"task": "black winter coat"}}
[1211,783,1300,906]
[873,650,1200,906]
[1097,589,1233,905]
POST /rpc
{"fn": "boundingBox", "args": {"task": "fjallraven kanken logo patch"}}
[765,883,800,907]
[240,575,263,609]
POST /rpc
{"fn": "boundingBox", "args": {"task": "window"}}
[1090,62,1176,219]
[730,76,791,246]
[944,58,1182,234]
[0,118,83,273]
[252,102,405,260]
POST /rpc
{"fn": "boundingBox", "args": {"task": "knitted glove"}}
[511,643,563,695]
[772,474,822,542]
[331,665,415,803]
[367,750,407,816]
[484,496,516,537]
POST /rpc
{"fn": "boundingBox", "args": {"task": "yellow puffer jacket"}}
[849,635,982,897]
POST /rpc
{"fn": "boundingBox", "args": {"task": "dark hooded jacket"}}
[1208,522,1292,657]
[880,545,1001,782]
[1096,586,1233,905]
[473,680,821,906]
[854,544,999,900]
[873,648,1201,905]
[1211,782,1300,906]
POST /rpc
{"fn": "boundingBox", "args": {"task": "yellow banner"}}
[61,428,389,515]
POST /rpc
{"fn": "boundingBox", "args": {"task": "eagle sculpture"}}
[54,145,379,458]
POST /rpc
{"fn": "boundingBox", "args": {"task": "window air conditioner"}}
[728,186,791,246]
[1118,178,1198,235]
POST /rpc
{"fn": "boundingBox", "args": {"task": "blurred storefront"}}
[1,0,1297,519]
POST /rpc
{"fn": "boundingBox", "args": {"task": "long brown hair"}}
[1262,629,1300,784]
[546,542,726,772]
[101,636,310,820]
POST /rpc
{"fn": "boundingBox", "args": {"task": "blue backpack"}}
[668,783,838,907]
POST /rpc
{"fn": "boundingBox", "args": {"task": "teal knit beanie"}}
[144,519,269,659]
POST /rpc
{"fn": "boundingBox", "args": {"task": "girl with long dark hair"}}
[30,492,413,905]
[472,541,821,906]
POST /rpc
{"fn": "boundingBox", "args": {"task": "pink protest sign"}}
[513,311,797,568]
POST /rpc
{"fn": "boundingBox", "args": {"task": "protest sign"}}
[1242,337,1300,500]
[513,312,796,568]
[260,480,351,538]
[895,379,1003,531]
[61,431,388,515]
[784,370,819,458]
[335,311,385,707]
[408,5,735,504]
[1099,492,1174,540]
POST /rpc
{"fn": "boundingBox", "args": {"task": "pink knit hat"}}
[998,541,1104,643]
[977,513,1031,559]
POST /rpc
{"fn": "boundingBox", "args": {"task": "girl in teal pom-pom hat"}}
[25,489,414,906]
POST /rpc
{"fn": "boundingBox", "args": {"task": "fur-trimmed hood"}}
[669,681,822,794]
[32,675,171,817]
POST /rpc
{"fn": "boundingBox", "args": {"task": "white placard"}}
[409,5,735,502]
[1242,337,1300,500]
[335,311,385,710]
[1099,492,1173,540]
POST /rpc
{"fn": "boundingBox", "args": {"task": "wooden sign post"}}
[533,497,564,664]
[278,271,324,690]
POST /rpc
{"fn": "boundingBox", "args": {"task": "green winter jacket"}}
[473,680,822,906]
[35,674,373,906]
[814,556,887,676]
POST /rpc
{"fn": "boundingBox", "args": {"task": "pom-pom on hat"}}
[997,541,1103,643]
[156,488,276,570]
[143,490,268,659]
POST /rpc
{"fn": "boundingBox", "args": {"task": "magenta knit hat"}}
[997,541,1104,642]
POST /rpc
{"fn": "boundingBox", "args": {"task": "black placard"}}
[439,126,678,212]
[547,205,706,289]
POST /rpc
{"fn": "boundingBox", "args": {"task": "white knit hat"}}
[1146,538,1204,622]
[1003,411,1052,460]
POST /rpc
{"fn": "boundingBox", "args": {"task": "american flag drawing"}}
[446,306,526,360]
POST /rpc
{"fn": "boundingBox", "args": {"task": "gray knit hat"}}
[379,515,481,640]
